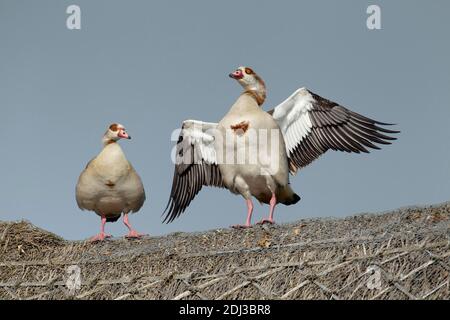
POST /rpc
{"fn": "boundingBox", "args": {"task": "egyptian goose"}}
[76,123,146,241]
[164,67,398,228]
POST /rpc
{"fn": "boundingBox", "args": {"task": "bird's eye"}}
[245,68,253,75]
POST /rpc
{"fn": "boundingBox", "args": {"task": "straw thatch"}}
[0,202,449,300]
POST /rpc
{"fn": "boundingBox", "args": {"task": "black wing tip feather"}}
[163,163,225,224]
[162,199,176,224]
[163,197,187,224]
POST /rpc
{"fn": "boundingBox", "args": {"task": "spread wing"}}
[268,88,399,174]
[163,120,225,223]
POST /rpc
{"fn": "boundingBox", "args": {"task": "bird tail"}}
[278,185,301,206]
[106,215,121,223]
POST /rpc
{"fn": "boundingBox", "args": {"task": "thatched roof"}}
[0,203,449,300]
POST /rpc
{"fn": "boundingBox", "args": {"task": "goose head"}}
[102,123,131,145]
[229,66,266,106]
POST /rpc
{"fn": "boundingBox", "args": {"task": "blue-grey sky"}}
[0,0,449,240]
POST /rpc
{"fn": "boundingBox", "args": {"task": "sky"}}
[0,0,449,240]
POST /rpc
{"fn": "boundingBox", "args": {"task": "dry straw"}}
[0,203,449,300]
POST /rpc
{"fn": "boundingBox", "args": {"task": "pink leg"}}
[258,193,277,225]
[232,199,253,229]
[123,213,145,239]
[90,216,112,242]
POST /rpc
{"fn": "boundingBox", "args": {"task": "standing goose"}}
[164,67,398,228]
[76,123,146,241]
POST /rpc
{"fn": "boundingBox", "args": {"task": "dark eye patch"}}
[245,68,253,75]
[109,124,119,132]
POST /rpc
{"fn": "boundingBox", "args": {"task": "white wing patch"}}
[271,88,315,154]
[182,120,218,165]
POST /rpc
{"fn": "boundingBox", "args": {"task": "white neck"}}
[241,78,266,106]
[102,136,118,147]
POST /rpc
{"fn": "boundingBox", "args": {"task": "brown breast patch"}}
[105,181,115,188]
[230,121,250,136]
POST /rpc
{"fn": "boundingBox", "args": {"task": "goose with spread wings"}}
[164,66,398,228]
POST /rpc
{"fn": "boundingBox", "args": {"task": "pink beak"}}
[229,69,244,80]
[118,130,131,139]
